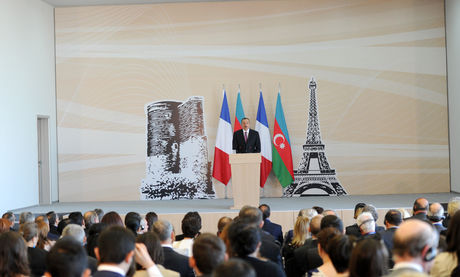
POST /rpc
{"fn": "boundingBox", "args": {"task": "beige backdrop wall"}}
[55,0,449,202]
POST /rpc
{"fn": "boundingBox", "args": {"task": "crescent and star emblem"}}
[273,134,286,149]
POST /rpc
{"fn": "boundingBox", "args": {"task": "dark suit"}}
[27,247,47,277]
[346,223,384,238]
[262,219,283,245]
[306,248,323,272]
[92,271,124,277]
[162,246,195,277]
[259,231,282,268]
[294,238,319,275]
[47,232,59,241]
[233,129,261,153]
[235,256,286,277]
[407,212,429,222]
[88,256,98,275]
[50,224,60,236]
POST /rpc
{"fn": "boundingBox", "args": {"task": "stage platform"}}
[10,192,459,235]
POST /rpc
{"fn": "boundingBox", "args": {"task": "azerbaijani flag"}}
[272,92,294,188]
[255,91,272,188]
[233,90,245,132]
[212,90,233,185]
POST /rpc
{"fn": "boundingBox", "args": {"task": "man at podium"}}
[233,118,261,153]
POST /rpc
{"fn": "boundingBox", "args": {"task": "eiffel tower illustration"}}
[285,77,347,197]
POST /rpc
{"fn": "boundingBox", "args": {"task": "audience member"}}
[327,235,354,277]
[135,232,180,277]
[283,216,310,261]
[345,203,366,238]
[227,221,286,277]
[219,222,234,258]
[126,217,141,237]
[44,236,91,277]
[362,204,385,232]
[349,238,389,277]
[0,232,30,277]
[0,218,10,234]
[173,215,202,257]
[57,218,76,235]
[36,214,59,241]
[312,206,324,215]
[384,219,438,276]
[377,209,402,268]
[94,208,105,222]
[86,223,108,259]
[46,211,60,236]
[152,219,195,277]
[69,212,85,227]
[305,227,341,277]
[356,212,377,238]
[35,219,54,251]
[259,204,283,245]
[139,217,148,235]
[212,259,256,277]
[293,214,323,275]
[408,198,429,221]
[284,208,318,248]
[217,217,232,237]
[238,206,282,267]
[427,203,447,234]
[321,215,344,233]
[19,211,35,225]
[443,197,460,228]
[396,208,411,220]
[189,233,227,277]
[19,222,47,277]
[101,211,124,226]
[322,209,339,217]
[431,210,460,277]
[175,212,202,241]
[84,211,99,231]
[146,212,159,232]
[2,212,16,231]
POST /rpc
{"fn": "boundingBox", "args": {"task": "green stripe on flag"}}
[272,146,294,188]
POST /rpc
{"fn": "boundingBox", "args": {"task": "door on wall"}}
[37,116,51,205]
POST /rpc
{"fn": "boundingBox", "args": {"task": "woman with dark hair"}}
[86,222,108,259]
[134,232,179,277]
[19,222,47,277]
[0,232,30,277]
[326,235,355,277]
[146,212,158,232]
[349,238,389,277]
[306,227,342,277]
[35,220,54,251]
[100,211,124,226]
[431,210,460,277]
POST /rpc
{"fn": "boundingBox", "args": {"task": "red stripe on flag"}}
[234,117,242,132]
[274,119,294,179]
[212,147,232,185]
[260,156,272,188]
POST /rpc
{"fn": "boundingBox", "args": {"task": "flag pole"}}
[224,84,228,199]
[260,83,265,198]
[279,83,285,198]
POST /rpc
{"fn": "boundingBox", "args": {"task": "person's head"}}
[181,216,201,238]
[241,118,250,131]
[292,216,310,247]
[46,211,59,226]
[19,221,38,244]
[321,215,343,233]
[136,232,164,267]
[356,212,375,235]
[349,238,389,277]
[427,203,445,223]
[353,203,366,219]
[413,198,429,214]
[35,220,50,249]
[258,204,270,220]
[298,208,318,219]
[217,217,233,236]
[228,221,260,257]
[68,212,84,227]
[146,212,158,232]
[396,208,411,220]
[310,214,324,237]
[0,219,10,234]
[19,211,35,225]
[212,259,256,277]
[94,209,104,221]
[125,212,142,227]
[125,217,140,237]
[384,209,403,227]
[362,204,379,221]
[101,211,124,227]
[190,233,227,275]
[447,197,460,217]
[322,209,339,217]
[326,235,355,274]
[45,236,90,277]
[312,206,324,215]
[58,218,76,234]
[393,219,438,272]
[2,212,15,224]
[238,207,263,227]
[0,232,30,277]
[62,224,86,244]
[36,214,49,225]
[86,223,108,259]
[152,219,173,243]
[95,225,136,272]
[139,217,148,234]
[316,227,341,256]
[84,211,99,228]
[219,222,234,258]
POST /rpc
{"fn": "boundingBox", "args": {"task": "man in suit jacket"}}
[382,219,438,277]
[377,209,402,269]
[2,212,17,232]
[153,219,195,277]
[189,234,227,277]
[428,203,447,234]
[233,118,261,153]
[407,198,430,222]
[259,204,283,245]
[46,211,61,236]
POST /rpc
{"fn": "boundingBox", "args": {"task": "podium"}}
[229,153,261,209]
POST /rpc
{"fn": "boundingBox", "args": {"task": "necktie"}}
[245,131,248,143]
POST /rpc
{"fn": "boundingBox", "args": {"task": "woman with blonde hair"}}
[283,216,310,261]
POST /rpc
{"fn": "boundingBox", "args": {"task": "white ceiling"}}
[40,0,246,7]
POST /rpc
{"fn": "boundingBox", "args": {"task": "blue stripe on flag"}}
[220,90,231,124]
[256,91,269,128]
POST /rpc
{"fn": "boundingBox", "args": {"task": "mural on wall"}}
[140,96,216,200]
[286,77,347,197]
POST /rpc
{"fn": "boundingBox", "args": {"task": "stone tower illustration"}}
[285,77,347,196]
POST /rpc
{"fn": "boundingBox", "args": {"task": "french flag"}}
[255,91,272,188]
[212,90,233,185]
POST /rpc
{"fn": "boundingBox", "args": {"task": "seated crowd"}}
[1,196,460,277]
